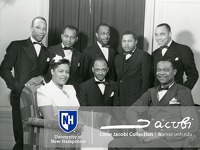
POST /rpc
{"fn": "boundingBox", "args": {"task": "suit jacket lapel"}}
[31,45,49,72]
[94,42,108,61]
[57,44,65,57]
[163,41,176,58]
[151,83,177,117]
[120,48,139,77]
[70,51,79,77]
[103,81,113,104]
[23,38,37,63]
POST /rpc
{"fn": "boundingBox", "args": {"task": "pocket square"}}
[110,92,114,97]
[175,57,179,61]
[169,97,180,104]
[78,62,80,67]
[46,57,50,62]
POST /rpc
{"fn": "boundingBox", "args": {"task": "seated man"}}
[78,57,119,106]
[108,58,199,150]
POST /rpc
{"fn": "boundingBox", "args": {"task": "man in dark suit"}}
[0,17,49,150]
[152,23,199,90]
[109,58,199,149]
[78,57,119,106]
[115,31,153,106]
[80,23,117,82]
[48,25,82,91]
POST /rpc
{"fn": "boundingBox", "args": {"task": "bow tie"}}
[102,44,110,48]
[33,42,43,46]
[158,86,169,91]
[160,45,169,50]
[96,81,108,86]
[63,47,74,51]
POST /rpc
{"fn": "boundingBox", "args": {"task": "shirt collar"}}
[161,82,174,89]
[97,41,108,49]
[30,36,42,44]
[166,40,172,47]
[94,77,105,82]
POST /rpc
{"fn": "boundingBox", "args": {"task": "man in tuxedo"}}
[78,57,119,106]
[0,17,49,150]
[108,58,199,150]
[115,31,153,106]
[152,23,199,90]
[80,23,117,82]
[48,25,82,91]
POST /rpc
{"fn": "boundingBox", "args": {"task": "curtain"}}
[48,0,146,52]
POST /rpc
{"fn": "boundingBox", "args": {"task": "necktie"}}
[123,51,133,55]
[158,86,169,91]
[33,42,43,46]
[63,47,74,51]
[102,44,110,48]
[96,81,108,86]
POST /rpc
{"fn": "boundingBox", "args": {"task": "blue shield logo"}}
[59,110,78,133]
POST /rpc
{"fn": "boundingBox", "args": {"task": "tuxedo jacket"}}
[0,38,49,93]
[80,42,117,81]
[114,48,153,106]
[152,41,199,90]
[78,78,119,106]
[48,44,82,88]
[127,83,199,147]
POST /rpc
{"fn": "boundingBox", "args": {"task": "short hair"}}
[92,57,108,67]
[31,16,46,27]
[157,58,176,70]
[50,58,70,70]
[121,31,137,41]
[96,23,110,33]
[62,25,79,36]
[157,23,171,32]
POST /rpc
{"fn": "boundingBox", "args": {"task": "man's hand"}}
[25,76,44,86]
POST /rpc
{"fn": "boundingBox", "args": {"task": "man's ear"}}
[92,67,94,73]
[95,32,98,38]
[75,37,78,42]
[51,69,54,76]
[107,67,109,73]
[173,69,177,76]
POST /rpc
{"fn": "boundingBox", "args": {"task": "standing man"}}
[0,16,49,150]
[48,25,82,91]
[109,58,199,149]
[80,23,117,82]
[152,23,199,90]
[115,31,153,106]
[78,57,119,106]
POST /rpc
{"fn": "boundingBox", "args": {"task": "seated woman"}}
[37,55,113,149]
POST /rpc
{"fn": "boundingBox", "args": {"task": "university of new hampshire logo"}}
[59,110,78,133]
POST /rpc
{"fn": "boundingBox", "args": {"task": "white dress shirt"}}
[31,37,42,57]
[162,40,172,56]
[94,77,106,95]
[157,82,174,101]
[62,43,73,62]
[97,41,109,61]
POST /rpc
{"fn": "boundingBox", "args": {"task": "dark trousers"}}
[10,90,23,150]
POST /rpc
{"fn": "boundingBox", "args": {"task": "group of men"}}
[0,16,199,150]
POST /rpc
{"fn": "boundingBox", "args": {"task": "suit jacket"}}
[0,38,49,93]
[48,44,82,88]
[78,78,119,106]
[126,83,199,147]
[152,41,199,90]
[115,48,153,106]
[80,42,117,81]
